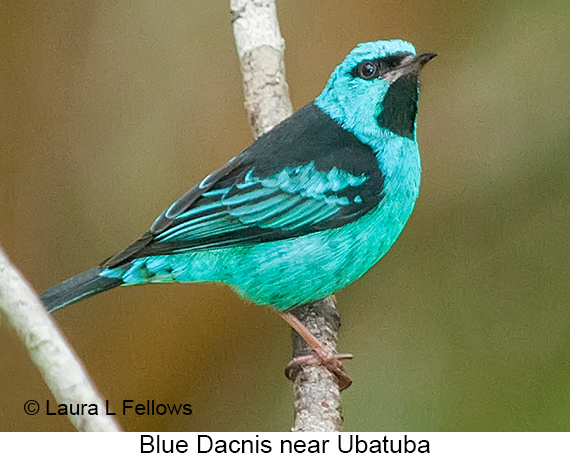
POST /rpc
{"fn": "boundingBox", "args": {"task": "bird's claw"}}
[285,351,354,391]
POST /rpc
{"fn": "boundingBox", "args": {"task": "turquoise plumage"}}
[41,39,435,314]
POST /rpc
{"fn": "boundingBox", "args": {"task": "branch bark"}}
[230,0,345,432]
[289,296,344,431]
[231,0,293,137]
[0,247,121,432]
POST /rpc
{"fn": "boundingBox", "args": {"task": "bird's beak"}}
[382,52,437,83]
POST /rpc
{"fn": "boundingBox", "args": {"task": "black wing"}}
[103,103,384,268]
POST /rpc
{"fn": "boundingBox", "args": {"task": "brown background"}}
[2,0,570,431]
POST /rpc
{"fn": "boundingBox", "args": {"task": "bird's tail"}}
[40,266,123,313]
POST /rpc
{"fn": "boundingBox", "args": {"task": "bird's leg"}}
[280,311,353,390]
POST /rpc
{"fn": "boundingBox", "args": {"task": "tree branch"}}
[289,296,344,431]
[0,247,121,432]
[231,0,293,138]
[230,0,345,432]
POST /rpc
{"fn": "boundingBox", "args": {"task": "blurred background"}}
[2,0,570,431]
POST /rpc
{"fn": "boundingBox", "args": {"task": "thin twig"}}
[0,247,121,432]
[230,0,345,431]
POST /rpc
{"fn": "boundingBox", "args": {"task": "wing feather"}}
[102,103,384,268]
[147,162,365,250]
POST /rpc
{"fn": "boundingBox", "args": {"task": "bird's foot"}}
[285,350,354,391]
[280,310,353,390]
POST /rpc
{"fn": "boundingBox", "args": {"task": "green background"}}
[2,0,570,431]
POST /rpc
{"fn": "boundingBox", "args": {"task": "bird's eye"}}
[358,61,378,80]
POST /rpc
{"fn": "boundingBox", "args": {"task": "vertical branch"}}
[231,0,293,138]
[0,247,121,432]
[230,0,345,431]
[289,296,344,432]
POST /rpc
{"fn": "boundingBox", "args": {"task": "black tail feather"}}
[40,266,123,312]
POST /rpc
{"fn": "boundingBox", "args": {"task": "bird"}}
[41,39,435,389]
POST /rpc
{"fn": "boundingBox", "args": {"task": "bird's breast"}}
[220,140,422,309]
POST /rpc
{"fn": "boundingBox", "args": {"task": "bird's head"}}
[315,40,436,141]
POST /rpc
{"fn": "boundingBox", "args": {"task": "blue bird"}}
[41,40,435,388]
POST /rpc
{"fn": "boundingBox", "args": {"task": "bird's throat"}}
[376,74,419,139]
